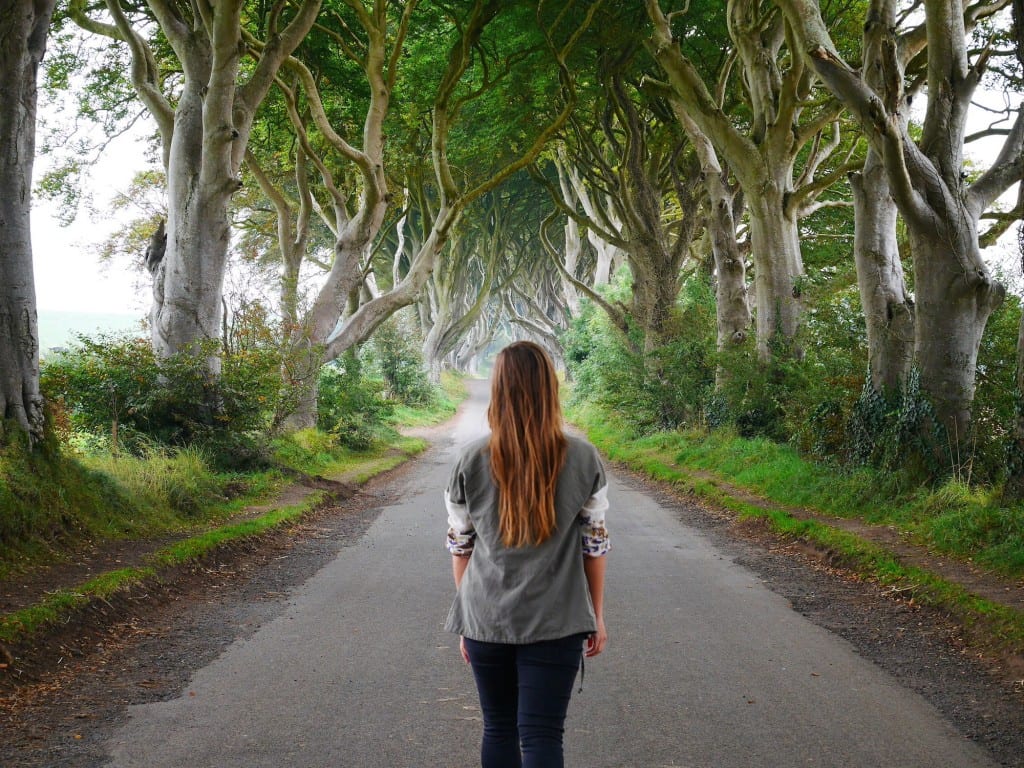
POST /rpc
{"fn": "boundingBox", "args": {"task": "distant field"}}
[39,310,145,356]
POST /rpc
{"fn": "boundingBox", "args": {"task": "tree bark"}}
[1006,0,1024,498]
[674,107,751,351]
[850,0,915,391]
[559,153,624,286]
[911,226,1004,441]
[152,78,233,372]
[0,0,57,444]
[747,184,803,355]
[851,152,914,391]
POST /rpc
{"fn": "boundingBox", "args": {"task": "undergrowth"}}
[569,401,1024,579]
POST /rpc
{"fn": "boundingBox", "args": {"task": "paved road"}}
[103,382,995,768]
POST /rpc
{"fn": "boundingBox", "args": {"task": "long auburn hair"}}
[488,341,567,547]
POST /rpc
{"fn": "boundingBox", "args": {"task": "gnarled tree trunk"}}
[747,185,803,355]
[851,0,916,391]
[647,0,852,363]
[151,79,234,372]
[671,104,750,357]
[851,152,914,391]
[911,224,1004,441]
[70,0,322,376]
[0,0,57,444]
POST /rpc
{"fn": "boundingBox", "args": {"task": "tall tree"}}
[1006,0,1024,498]
[538,38,706,355]
[243,0,602,427]
[646,0,860,360]
[0,0,58,444]
[846,0,927,391]
[779,0,1024,440]
[672,107,751,354]
[246,0,415,428]
[421,190,519,378]
[68,0,322,374]
[313,0,602,363]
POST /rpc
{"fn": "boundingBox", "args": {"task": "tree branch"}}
[968,106,1024,214]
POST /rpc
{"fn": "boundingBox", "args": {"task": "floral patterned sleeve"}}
[445,469,475,556]
[579,481,610,557]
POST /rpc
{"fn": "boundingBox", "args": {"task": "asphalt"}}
[102,382,996,768]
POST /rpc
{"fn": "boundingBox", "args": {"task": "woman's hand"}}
[585,617,607,657]
[460,636,470,664]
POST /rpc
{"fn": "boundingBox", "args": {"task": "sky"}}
[32,121,152,317]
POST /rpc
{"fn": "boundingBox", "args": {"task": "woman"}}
[444,340,610,768]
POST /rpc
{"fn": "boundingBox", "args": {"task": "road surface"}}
[103,381,995,768]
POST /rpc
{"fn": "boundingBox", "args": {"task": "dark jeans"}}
[463,634,586,768]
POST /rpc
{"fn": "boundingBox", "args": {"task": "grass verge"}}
[0,434,430,647]
[389,371,467,428]
[569,402,1024,655]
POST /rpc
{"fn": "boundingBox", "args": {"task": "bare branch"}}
[968,106,1024,214]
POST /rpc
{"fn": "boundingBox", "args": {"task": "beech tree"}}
[421,191,519,378]
[0,0,58,444]
[672,108,751,354]
[1004,0,1024,497]
[243,0,414,428]
[846,1,922,391]
[311,0,602,363]
[553,149,625,289]
[537,39,706,356]
[843,1,1004,392]
[646,0,861,360]
[778,0,1024,440]
[67,0,322,375]
[237,0,601,427]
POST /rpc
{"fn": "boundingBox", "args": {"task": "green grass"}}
[571,402,1024,578]
[270,429,427,480]
[568,401,1024,653]
[0,493,327,645]
[82,447,236,520]
[0,435,428,646]
[0,429,138,576]
[389,371,467,428]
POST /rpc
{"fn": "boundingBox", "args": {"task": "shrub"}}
[317,351,394,450]
[364,314,436,406]
[972,295,1021,483]
[844,370,947,480]
[40,333,283,467]
[563,278,717,433]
